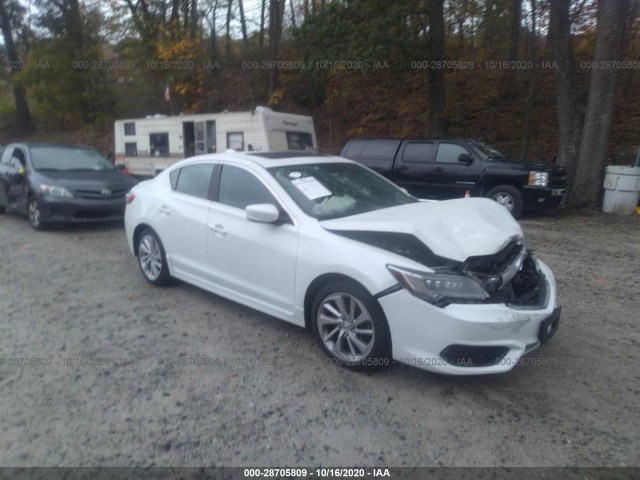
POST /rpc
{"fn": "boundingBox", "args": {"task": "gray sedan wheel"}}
[137,229,172,286]
[28,198,47,230]
[312,280,391,370]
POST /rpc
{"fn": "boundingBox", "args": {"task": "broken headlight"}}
[387,264,488,306]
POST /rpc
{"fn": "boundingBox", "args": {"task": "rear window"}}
[401,142,433,163]
[342,140,400,161]
[286,132,313,151]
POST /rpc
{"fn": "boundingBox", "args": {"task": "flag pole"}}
[165,82,174,116]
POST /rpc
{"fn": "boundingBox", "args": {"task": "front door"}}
[425,141,482,198]
[207,164,298,316]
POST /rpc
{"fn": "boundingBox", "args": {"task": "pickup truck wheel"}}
[487,185,523,218]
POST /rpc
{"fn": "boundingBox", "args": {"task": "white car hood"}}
[320,198,523,262]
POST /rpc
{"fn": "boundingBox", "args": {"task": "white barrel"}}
[602,166,640,215]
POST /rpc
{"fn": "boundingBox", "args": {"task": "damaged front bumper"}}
[379,259,560,375]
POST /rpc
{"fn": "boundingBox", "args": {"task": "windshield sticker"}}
[288,171,303,179]
[291,176,332,200]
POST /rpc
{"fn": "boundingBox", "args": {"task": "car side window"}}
[434,143,470,164]
[9,148,26,169]
[402,142,433,163]
[218,165,277,210]
[173,164,214,199]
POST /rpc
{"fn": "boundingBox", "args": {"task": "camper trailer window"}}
[227,132,244,151]
[124,122,136,136]
[150,133,169,156]
[125,142,138,156]
[286,132,313,151]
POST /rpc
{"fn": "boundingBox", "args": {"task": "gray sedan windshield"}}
[30,146,114,171]
[269,162,416,220]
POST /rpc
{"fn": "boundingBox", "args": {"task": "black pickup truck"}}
[341,138,568,217]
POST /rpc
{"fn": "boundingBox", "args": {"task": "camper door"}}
[195,121,216,155]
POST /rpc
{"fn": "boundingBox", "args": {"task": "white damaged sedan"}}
[124,152,560,374]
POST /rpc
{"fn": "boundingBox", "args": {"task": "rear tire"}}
[136,228,172,286]
[311,280,391,371]
[486,185,523,218]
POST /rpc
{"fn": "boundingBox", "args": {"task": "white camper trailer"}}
[114,106,317,176]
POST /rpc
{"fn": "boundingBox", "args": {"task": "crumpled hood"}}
[320,198,523,262]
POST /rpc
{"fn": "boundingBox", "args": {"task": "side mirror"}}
[458,153,473,165]
[115,164,127,172]
[246,203,280,224]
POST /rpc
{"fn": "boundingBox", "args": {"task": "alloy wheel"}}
[138,233,163,281]
[317,292,375,363]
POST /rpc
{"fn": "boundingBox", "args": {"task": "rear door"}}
[425,141,482,198]
[154,162,215,282]
[392,141,436,199]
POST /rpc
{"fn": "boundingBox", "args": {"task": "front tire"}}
[486,185,523,218]
[136,228,172,286]
[311,280,391,371]
[28,197,48,230]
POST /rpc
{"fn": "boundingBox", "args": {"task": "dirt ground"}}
[0,208,638,468]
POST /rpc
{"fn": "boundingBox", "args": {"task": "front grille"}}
[74,187,128,199]
[440,345,509,367]
[464,240,524,277]
[550,167,568,189]
[462,240,547,307]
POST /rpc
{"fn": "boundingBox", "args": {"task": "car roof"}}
[6,142,96,150]
[176,151,353,169]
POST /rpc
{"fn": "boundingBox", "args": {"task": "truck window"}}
[360,140,400,160]
[124,122,136,136]
[286,132,313,150]
[125,142,138,156]
[434,143,470,164]
[402,142,433,163]
[150,133,169,156]
[342,140,365,158]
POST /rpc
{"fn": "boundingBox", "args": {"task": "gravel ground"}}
[0,208,638,468]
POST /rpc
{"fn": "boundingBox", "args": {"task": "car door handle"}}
[158,205,171,215]
[432,167,445,173]
[209,224,228,236]
[397,165,408,171]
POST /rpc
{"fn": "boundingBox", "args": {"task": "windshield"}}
[468,140,507,160]
[269,162,416,220]
[30,146,114,171]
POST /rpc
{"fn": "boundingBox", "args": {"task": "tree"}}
[572,0,631,207]
[503,0,521,102]
[0,0,33,132]
[428,0,446,136]
[548,0,582,183]
[268,0,284,96]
